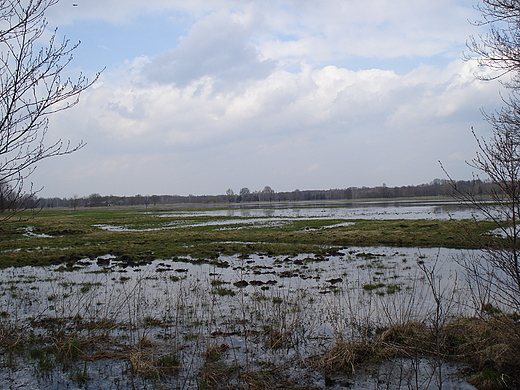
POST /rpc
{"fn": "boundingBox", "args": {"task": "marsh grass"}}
[0,256,326,387]
[1,274,517,389]
[68,365,90,383]
[443,315,520,389]
[314,314,520,390]
[126,337,182,379]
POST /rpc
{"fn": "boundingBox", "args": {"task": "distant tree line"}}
[14,179,496,210]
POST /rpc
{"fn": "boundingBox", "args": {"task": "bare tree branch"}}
[0,0,101,219]
[466,0,520,88]
[447,0,520,312]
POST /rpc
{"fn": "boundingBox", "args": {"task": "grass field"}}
[0,206,498,268]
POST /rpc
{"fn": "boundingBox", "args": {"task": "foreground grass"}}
[0,207,497,268]
[318,314,520,390]
[1,307,518,389]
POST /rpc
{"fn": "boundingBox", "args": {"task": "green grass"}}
[362,283,386,291]
[0,207,499,268]
[212,287,235,296]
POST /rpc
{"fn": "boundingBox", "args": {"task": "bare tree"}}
[225,188,235,202]
[0,0,100,219]
[447,0,520,312]
[239,187,250,202]
[466,0,520,88]
[261,185,274,201]
[69,194,79,210]
[444,123,520,311]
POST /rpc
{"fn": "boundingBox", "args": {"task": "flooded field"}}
[0,200,508,389]
[148,199,479,220]
[0,247,479,389]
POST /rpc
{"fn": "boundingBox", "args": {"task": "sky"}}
[29,0,506,198]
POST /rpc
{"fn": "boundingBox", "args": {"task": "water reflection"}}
[262,208,275,217]
[157,200,481,220]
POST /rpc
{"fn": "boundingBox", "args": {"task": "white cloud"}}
[255,0,479,63]
[48,0,482,63]
[141,10,276,88]
[27,0,505,197]
[37,51,503,197]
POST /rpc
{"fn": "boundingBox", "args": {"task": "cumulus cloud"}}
[247,0,479,64]
[39,54,502,197]
[30,0,503,197]
[48,0,482,64]
[140,10,276,88]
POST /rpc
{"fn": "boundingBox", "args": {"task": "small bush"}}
[212,287,235,296]
[362,283,385,291]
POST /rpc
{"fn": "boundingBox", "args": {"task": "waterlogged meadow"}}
[0,200,496,269]
[0,200,517,389]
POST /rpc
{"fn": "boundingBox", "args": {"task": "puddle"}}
[20,226,55,238]
[93,217,294,232]
[91,200,484,233]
